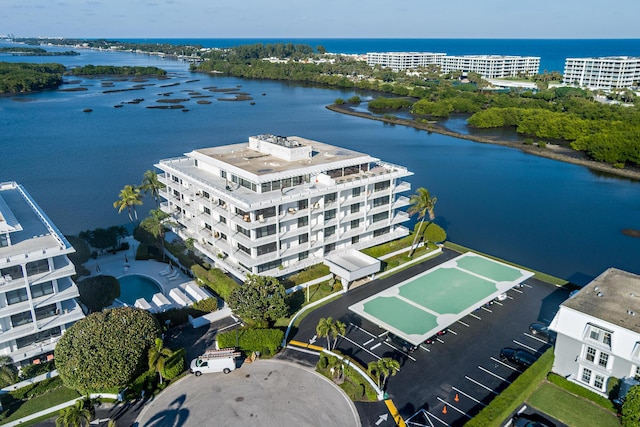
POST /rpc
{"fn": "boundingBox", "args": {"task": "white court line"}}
[524,333,548,344]
[370,343,382,350]
[339,334,381,360]
[452,386,486,406]
[382,341,417,361]
[457,320,470,327]
[478,365,511,383]
[349,323,378,338]
[436,397,471,418]
[465,376,498,394]
[363,338,374,346]
[469,313,482,320]
[480,306,492,313]
[512,340,541,353]
[490,357,522,372]
[424,410,449,426]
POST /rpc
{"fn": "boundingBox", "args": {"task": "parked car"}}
[423,330,447,345]
[529,323,554,341]
[500,347,537,368]
[386,333,417,353]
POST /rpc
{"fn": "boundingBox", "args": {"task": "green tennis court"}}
[348,252,534,345]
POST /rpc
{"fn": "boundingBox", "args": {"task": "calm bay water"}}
[1,41,639,285]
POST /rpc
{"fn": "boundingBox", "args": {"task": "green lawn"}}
[527,381,619,427]
[0,387,81,425]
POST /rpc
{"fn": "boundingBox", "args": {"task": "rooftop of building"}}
[563,268,640,333]
[566,56,640,61]
[0,182,72,264]
[444,54,540,60]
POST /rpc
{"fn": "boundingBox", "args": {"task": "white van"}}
[189,348,240,376]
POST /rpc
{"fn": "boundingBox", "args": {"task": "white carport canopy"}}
[324,250,381,282]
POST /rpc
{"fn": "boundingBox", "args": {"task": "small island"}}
[0,47,79,56]
[0,62,64,94]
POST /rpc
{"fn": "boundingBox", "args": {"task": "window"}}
[15,327,61,349]
[257,242,277,256]
[352,187,362,197]
[299,251,309,261]
[351,219,360,229]
[256,207,276,219]
[324,243,335,254]
[594,374,605,390]
[237,243,251,255]
[325,226,336,237]
[236,225,250,238]
[220,216,227,224]
[325,193,337,204]
[586,324,613,347]
[202,191,210,199]
[374,227,390,237]
[298,217,309,227]
[635,366,640,381]
[325,209,336,221]
[6,288,28,305]
[298,199,308,210]
[350,204,360,214]
[35,304,57,321]
[351,236,360,244]
[581,368,592,384]
[299,234,308,244]
[172,175,180,183]
[586,347,596,362]
[599,352,609,368]
[372,212,389,223]
[374,180,390,191]
[204,206,211,215]
[11,311,33,327]
[26,259,49,276]
[0,233,7,248]
[256,225,276,238]
[257,259,281,273]
[219,232,227,241]
[373,196,389,207]
[31,282,54,298]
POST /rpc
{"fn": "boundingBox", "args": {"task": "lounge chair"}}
[158,266,172,276]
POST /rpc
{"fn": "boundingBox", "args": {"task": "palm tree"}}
[113,185,143,223]
[148,337,173,385]
[378,357,400,389]
[0,356,17,387]
[140,209,175,261]
[407,187,437,258]
[367,360,383,388]
[141,169,166,208]
[316,317,334,349]
[56,400,92,427]
[331,320,346,350]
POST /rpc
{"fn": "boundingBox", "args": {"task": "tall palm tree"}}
[141,169,166,208]
[316,317,334,349]
[378,357,400,389]
[148,337,173,385]
[113,185,143,223]
[367,360,383,388]
[56,400,92,427]
[407,187,437,258]
[140,209,175,262]
[0,356,17,387]
[331,320,346,350]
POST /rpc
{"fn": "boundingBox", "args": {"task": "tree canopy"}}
[55,307,160,393]
[76,275,120,313]
[622,385,640,427]
[0,62,64,94]
[227,274,287,326]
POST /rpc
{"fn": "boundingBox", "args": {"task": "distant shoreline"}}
[327,104,640,182]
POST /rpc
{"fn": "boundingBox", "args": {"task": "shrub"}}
[76,275,120,313]
[334,98,345,105]
[162,348,186,380]
[547,372,616,411]
[191,297,219,313]
[18,360,55,381]
[217,328,284,357]
[191,265,239,300]
[129,370,156,397]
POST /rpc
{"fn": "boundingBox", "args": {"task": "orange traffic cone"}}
[442,405,447,414]
[455,393,459,402]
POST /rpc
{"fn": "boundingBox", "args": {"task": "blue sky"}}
[4,0,640,39]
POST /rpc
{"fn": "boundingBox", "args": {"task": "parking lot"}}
[290,249,569,427]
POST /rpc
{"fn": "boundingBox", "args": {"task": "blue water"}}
[118,275,162,305]
[118,38,640,73]
[1,40,639,285]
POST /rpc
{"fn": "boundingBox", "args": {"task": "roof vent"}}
[597,292,603,297]
[594,286,600,291]
[628,310,636,316]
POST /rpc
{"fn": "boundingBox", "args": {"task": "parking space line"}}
[349,323,377,338]
[492,301,503,306]
[478,365,511,383]
[469,313,482,320]
[465,376,498,394]
[452,386,486,406]
[419,344,431,352]
[436,397,471,418]
[377,331,388,338]
[363,338,374,346]
[511,288,523,294]
[507,295,514,300]
[490,357,522,372]
[523,283,532,288]
[447,328,457,335]
[512,339,541,354]
[457,320,470,327]
[524,333,548,344]
[339,334,381,360]
[370,343,382,350]
[383,342,417,361]
[424,410,449,426]
[480,306,492,313]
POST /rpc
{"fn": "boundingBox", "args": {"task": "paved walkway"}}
[135,359,361,427]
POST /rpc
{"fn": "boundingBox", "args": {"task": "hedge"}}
[217,328,284,357]
[191,265,239,300]
[163,348,186,380]
[465,348,554,427]
[547,372,616,412]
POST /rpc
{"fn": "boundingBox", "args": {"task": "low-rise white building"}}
[0,182,84,366]
[439,55,540,78]
[550,268,640,395]
[563,56,640,89]
[157,134,413,280]
[366,52,446,71]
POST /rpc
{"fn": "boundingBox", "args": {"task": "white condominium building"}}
[439,55,540,78]
[0,182,84,367]
[366,52,446,71]
[563,56,640,89]
[157,134,413,280]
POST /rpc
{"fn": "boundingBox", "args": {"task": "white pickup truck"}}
[189,348,241,376]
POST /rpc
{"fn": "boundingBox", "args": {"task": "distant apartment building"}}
[439,55,540,78]
[366,52,446,71]
[366,52,539,78]
[550,268,640,396]
[0,182,84,367]
[157,134,413,280]
[563,56,640,89]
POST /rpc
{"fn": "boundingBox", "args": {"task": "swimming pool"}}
[117,275,163,306]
